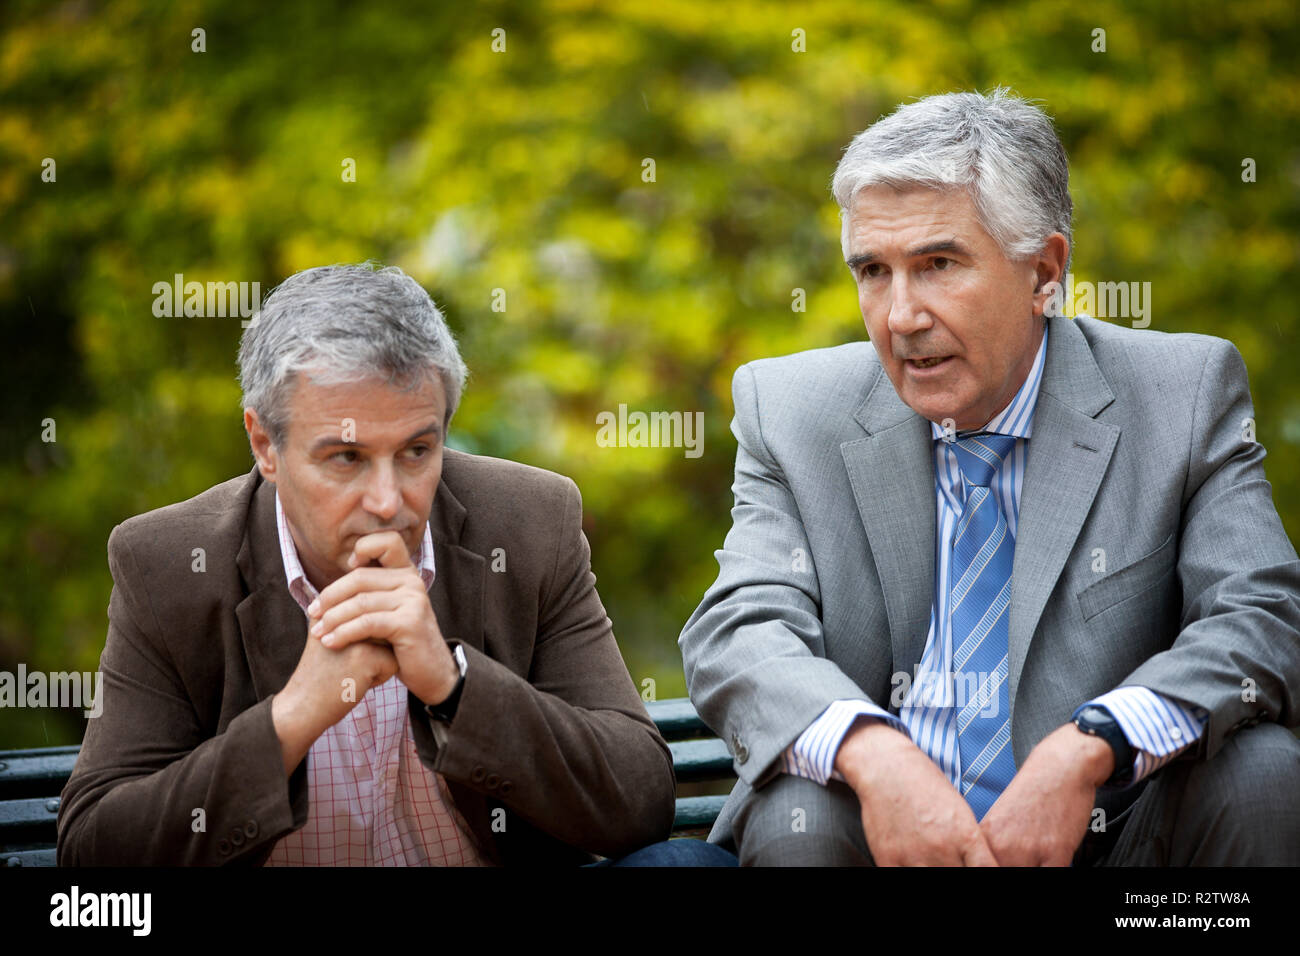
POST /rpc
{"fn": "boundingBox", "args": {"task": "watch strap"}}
[424,643,467,723]
[1075,705,1135,788]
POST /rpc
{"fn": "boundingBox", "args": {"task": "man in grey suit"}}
[679,89,1300,865]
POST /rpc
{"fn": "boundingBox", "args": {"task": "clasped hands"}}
[306,530,460,708]
[836,719,1116,866]
[276,531,459,742]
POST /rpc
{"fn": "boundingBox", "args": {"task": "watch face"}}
[1078,707,1108,728]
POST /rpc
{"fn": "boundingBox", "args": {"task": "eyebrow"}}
[310,422,442,455]
[846,238,973,271]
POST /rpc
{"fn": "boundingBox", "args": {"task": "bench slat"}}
[2,848,56,867]
[0,795,60,849]
[667,738,734,782]
[672,795,728,829]
[0,747,80,800]
[643,698,711,738]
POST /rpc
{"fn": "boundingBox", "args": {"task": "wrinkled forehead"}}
[284,368,447,442]
[845,185,992,259]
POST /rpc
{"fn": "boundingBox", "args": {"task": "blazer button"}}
[731,730,749,764]
[218,839,231,856]
[470,766,487,783]
[230,828,245,847]
[499,780,514,796]
[485,773,500,790]
[244,820,259,839]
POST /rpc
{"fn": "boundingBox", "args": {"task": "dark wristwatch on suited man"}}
[1073,705,1135,789]
[423,643,467,723]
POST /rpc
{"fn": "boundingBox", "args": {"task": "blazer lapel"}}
[426,472,486,658]
[841,361,937,689]
[236,472,309,702]
[1007,315,1118,726]
[424,468,495,859]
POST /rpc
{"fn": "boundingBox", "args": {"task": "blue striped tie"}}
[948,432,1019,821]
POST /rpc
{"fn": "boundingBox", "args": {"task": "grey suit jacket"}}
[679,313,1300,847]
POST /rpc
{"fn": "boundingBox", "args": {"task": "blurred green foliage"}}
[1,0,1297,747]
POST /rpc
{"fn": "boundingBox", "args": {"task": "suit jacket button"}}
[245,820,259,839]
[471,766,487,783]
[485,773,500,790]
[499,780,514,795]
[230,828,245,847]
[731,731,749,764]
[218,839,231,856]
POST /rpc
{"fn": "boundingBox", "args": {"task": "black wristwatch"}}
[424,643,467,723]
[1073,705,1134,788]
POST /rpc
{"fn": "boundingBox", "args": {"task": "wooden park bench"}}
[0,697,733,866]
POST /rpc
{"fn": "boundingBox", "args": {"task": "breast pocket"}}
[1076,532,1178,623]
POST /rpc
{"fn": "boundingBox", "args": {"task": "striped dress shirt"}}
[263,492,487,866]
[782,319,1209,792]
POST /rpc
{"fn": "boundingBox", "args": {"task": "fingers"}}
[308,566,412,622]
[349,530,415,570]
[310,588,403,644]
[961,831,1001,866]
[316,608,407,649]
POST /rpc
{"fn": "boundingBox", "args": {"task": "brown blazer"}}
[57,450,676,865]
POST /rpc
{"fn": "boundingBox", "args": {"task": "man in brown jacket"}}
[56,263,689,866]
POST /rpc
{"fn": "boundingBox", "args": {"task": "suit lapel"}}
[236,472,308,701]
[422,463,494,859]
[842,364,937,686]
[1006,316,1118,724]
[426,467,486,658]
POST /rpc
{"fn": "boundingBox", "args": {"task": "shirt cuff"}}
[780,699,908,786]
[1075,687,1209,787]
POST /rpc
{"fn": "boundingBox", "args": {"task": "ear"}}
[244,408,279,483]
[1030,233,1070,317]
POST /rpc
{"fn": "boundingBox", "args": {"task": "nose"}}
[362,459,402,523]
[886,272,933,338]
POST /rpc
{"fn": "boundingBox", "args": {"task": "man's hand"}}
[836,720,999,866]
[978,722,1114,866]
[271,624,398,776]
[306,530,460,708]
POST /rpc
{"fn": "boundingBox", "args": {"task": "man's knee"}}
[1173,722,1300,864]
[731,774,872,866]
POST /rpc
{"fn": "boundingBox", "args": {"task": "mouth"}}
[905,355,953,371]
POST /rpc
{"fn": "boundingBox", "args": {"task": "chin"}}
[900,389,949,420]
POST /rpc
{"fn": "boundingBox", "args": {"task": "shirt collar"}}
[274,489,436,613]
[928,318,1048,442]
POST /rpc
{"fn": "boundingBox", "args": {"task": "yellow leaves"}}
[1162,164,1209,203]
[278,235,373,277]
[523,342,601,395]
[682,78,812,162]
[558,210,641,260]
[547,23,643,71]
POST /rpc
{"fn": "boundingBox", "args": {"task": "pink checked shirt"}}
[263,492,488,866]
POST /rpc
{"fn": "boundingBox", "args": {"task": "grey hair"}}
[238,262,469,447]
[832,88,1072,270]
